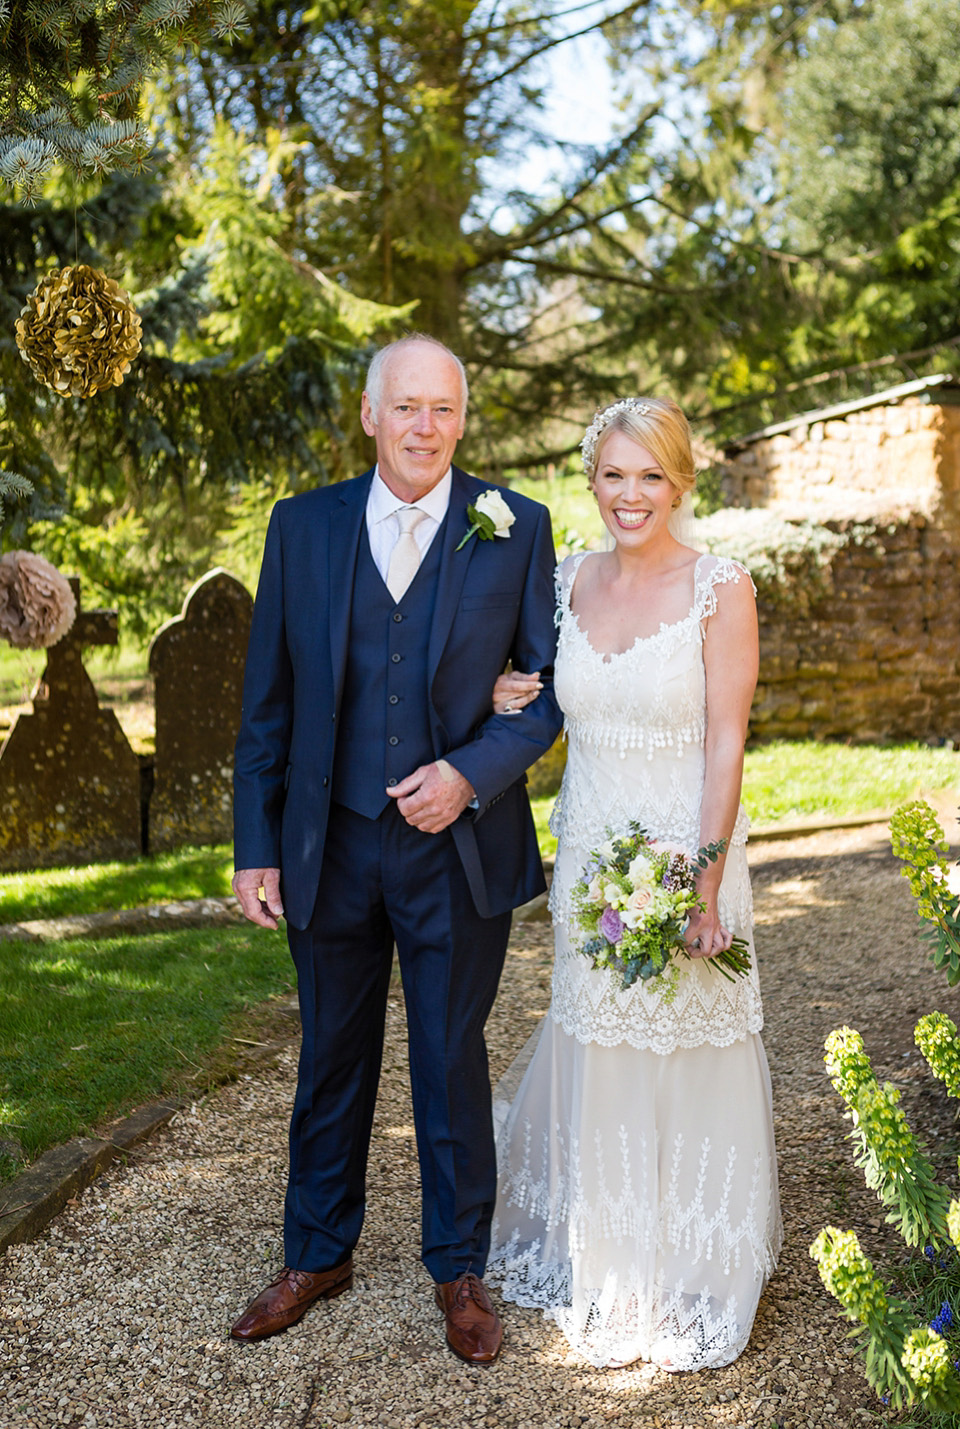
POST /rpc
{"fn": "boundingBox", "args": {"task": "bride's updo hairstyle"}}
[581,396,696,502]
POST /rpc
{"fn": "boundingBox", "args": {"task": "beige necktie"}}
[386,506,427,602]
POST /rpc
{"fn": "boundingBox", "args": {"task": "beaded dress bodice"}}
[547,551,763,1054]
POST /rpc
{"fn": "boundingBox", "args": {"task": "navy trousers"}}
[284,801,512,1283]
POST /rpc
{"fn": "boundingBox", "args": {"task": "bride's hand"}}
[683,905,733,960]
[492,669,542,715]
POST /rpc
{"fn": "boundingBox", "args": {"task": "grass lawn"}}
[739,740,959,826]
[0,923,292,1182]
[0,845,234,925]
[1,738,956,1181]
[531,740,960,859]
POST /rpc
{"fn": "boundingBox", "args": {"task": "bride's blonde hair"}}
[584,397,697,499]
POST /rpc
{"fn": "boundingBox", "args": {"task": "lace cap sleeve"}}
[554,551,589,628]
[694,553,756,624]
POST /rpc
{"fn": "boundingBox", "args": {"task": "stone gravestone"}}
[0,579,141,869]
[148,568,253,852]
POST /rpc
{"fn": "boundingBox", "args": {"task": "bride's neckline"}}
[567,550,707,662]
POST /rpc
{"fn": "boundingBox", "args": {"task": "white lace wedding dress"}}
[487,552,782,1371]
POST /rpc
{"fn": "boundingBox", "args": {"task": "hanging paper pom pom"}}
[15,264,143,398]
[0,551,77,649]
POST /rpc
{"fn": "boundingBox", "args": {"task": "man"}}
[229,334,561,1363]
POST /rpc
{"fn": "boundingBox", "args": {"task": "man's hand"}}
[387,760,475,834]
[232,867,284,929]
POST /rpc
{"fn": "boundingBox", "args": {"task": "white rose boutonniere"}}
[455,488,516,551]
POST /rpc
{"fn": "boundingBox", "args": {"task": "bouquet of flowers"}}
[571,822,751,995]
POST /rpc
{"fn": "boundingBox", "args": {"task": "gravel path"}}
[3,822,959,1429]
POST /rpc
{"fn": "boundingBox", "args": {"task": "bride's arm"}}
[685,571,758,959]
[492,668,542,714]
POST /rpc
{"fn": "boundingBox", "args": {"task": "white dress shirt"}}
[365,466,452,583]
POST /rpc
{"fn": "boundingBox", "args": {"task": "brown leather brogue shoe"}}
[434,1272,503,1365]
[230,1259,353,1341]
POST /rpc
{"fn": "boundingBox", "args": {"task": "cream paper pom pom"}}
[0,551,77,649]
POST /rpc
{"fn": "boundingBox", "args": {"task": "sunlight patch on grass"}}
[0,845,234,924]
[532,740,960,857]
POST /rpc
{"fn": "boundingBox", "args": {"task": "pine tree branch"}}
[497,192,655,255]
[507,253,721,296]
[471,104,660,268]
[474,1,652,92]
[468,0,633,43]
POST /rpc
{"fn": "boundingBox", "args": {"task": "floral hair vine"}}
[580,398,654,475]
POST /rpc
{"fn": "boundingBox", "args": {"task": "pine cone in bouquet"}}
[15,265,143,398]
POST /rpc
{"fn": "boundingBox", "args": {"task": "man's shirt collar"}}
[369,465,452,526]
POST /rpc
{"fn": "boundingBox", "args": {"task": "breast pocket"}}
[460,592,521,611]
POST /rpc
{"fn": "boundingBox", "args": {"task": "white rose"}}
[474,489,515,538]
[603,881,622,908]
[620,887,653,931]
[626,887,653,916]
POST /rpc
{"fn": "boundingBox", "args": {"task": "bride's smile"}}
[591,431,676,548]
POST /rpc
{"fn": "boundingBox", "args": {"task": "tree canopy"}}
[2,0,959,621]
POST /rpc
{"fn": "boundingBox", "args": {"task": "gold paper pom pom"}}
[14,264,143,398]
[0,551,77,649]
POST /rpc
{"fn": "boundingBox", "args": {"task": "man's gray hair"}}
[364,333,469,418]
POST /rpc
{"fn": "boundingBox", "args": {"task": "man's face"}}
[361,342,466,502]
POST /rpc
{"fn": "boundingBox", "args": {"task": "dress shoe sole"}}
[433,1286,502,1365]
[230,1268,354,1342]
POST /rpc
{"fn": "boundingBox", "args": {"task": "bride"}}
[486,396,781,1371]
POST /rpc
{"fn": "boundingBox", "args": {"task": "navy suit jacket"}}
[233,465,562,929]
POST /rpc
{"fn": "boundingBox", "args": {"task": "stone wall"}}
[724,397,960,529]
[748,517,960,744]
[704,394,960,746]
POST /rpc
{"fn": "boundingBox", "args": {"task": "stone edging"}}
[748,809,893,843]
[0,894,243,944]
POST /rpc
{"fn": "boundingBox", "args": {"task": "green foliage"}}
[892,802,960,987]
[916,1014,960,1103]
[808,1225,958,1410]
[0,0,253,200]
[824,1026,951,1250]
[0,469,34,523]
[814,796,960,1416]
[2,130,406,631]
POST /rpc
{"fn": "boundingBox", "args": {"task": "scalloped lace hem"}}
[486,1242,779,1370]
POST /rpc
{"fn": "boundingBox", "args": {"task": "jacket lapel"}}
[327,469,373,701]
[427,465,483,681]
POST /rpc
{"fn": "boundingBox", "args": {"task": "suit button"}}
[391,653,402,663]
[387,778,397,787]
[389,695,399,705]
[393,612,403,622]
[322,777,329,787]
[389,736,399,746]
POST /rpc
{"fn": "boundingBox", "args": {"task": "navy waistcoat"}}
[330,523,444,819]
